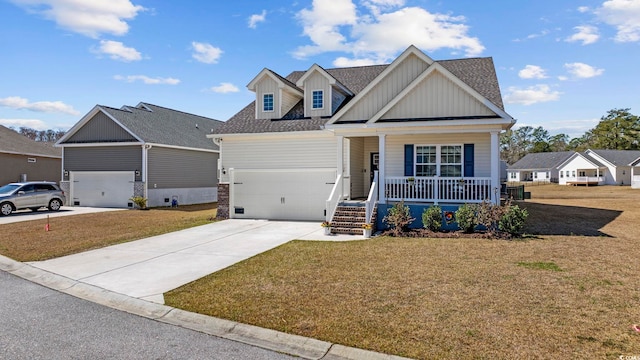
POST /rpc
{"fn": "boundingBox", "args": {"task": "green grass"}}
[517,261,563,271]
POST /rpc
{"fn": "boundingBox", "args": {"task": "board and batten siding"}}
[339,53,429,122]
[384,133,491,177]
[221,135,338,183]
[147,147,218,189]
[381,70,496,120]
[303,72,331,118]
[63,146,142,181]
[282,90,301,117]
[255,77,281,119]
[63,111,137,143]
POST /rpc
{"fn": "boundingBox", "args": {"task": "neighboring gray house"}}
[56,102,223,208]
[507,151,574,183]
[0,125,62,185]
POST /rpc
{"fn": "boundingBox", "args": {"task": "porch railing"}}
[566,176,603,183]
[325,174,344,222]
[385,177,492,203]
[365,171,378,224]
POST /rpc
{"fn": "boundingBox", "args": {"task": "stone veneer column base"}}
[216,183,229,220]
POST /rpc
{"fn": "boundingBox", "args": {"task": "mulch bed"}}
[378,228,515,240]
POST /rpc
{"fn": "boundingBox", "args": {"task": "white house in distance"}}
[209,45,515,232]
[509,149,640,186]
[507,152,574,183]
[632,156,640,189]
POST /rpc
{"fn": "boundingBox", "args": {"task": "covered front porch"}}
[326,131,501,224]
[562,168,605,186]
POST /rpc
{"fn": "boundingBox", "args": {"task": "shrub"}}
[499,203,528,236]
[475,200,504,234]
[383,200,415,236]
[129,196,148,209]
[422,205,442,232]
[455,203,478,233]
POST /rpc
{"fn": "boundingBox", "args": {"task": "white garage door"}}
[70,171,135,208]
[231,169,336,221]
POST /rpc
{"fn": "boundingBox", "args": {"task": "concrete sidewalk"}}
[29,219,365,303]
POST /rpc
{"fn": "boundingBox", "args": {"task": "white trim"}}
[262,93,275,112]
[247,68,303,96]
[414,144,463,177]
[326,118,513,131]
[311,89,324,110]
[207,130,333,141]
[57,142,144,148]
[295,64,353,96]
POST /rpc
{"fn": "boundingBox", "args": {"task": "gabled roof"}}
[295,64,353,96]
[508,151,575,171]
[247,68,303,96]
[213,46,509,135]
[557,152,606,169]
[0,125,61,158]
[586,149,640,167]
[58,102,223,151]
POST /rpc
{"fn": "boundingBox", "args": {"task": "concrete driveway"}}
[0,206,124,225]
[29,219,363,303]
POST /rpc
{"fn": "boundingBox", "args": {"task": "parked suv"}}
[0,181,66,216]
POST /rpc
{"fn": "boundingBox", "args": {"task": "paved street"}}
[0,270,296,360]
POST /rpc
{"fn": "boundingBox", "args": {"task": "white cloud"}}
[248,10,266,29]
[565,25,600,45]
[210,83,239,93]
[504,85,561,105]
[333,57,378,67]
[578,6,591,13]
[518,65,548,79]
[94,40,142,62]
[191,42,223,64]
[596,0,640,42]
[294,0,484,62]
[564,62,605,78]
[0,118,49,130]
[11,0,145,38]
[114,75,180,85]
[0,96,79,115]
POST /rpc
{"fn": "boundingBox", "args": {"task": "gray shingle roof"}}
[214,56,505,135]
[100,103,223,150]
[0,125,62,158]
[508,151,575,170]
[589,149,640,166]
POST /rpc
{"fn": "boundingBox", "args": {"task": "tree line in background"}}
[10,126,67,143]
[501,108,640,164]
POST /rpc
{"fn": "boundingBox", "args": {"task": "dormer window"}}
[312,90,323,109]
[263,93,274,112]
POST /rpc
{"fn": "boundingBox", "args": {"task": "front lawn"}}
[0,204,217,262]
[165,186,640,359]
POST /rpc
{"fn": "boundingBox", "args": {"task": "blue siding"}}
[376,203,463,231]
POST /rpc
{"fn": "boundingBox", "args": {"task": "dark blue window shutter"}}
[464,144,474,177]
[404,144,414,176]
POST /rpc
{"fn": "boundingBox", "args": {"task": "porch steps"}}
[330,202,377,235]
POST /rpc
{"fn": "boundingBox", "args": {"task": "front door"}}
[370,152,379,184]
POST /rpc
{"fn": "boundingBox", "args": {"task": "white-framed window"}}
[579,171,586,177]
[572,170,576,177]
[510,172,517,179]
[415,145,462,177]
[560,171,564,178]
[546,172,550,179]
[534,172,538,179]
[312,90,323,109]
[263,93,274,112]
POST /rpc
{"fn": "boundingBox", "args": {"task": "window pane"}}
[416,165,436,176]
[312,90,323,109]
[263,94,274,112]
[441,145,461,164]
[441,165,462,177]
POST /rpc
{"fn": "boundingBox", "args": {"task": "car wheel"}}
[48,199,62,212]
[1,202,13,216]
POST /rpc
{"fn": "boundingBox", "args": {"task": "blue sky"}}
[1,0,639,139]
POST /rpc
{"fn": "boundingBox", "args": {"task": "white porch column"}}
[490,131,500,204]
[336,135,344,197]
[378,134,386,204]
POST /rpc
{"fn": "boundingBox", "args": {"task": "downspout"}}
[212,137,223,181]
[143,144,152,199]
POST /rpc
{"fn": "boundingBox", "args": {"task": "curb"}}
[0,254,412,360]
